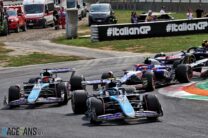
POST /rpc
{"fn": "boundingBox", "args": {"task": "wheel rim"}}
[71,95,75,111]
[187,67,193,80]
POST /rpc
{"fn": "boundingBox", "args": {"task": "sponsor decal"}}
[107,26,151,37]
[1,127,43,137]
[166,22,208,32]
[98,113,123,120]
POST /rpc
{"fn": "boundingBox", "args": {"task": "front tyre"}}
[143,72,155,92]
[175,64,193,83]
[8,86,20,103]
[87,97,104,124]
[71,90,88,114]
[143,94,163,120]
[57,83,68,105]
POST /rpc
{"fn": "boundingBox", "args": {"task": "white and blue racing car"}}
[5,68,85,108]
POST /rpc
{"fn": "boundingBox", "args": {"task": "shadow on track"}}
[1,103,63,110]
[81,116,162,127]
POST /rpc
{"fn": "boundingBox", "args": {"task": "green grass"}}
[6,52,89,67]
[0,43,90,67]
[0,43,13,61]
[53,34,208,53]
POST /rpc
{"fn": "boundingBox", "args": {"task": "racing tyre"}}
[8,86,20,103]
[71,90,88,114]
[28,77,41,83]
[70,75,85,91]
[143,94,163,120]
[101,72,114,80]
[57,83,68,105]
[187,47,198,53]
[87,97,104,124]
[124,86,136,94]
[175,64,193,83]
[182,54,196,64]
[143,72,155,92]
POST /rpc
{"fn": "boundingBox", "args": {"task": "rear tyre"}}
[8,86,20,103]
[71,90,88,114]
[175,64,193,83]
[124,86,136,94]
[87,97,104,124]
[143,94,163,120]
[182,54,196,64]
[101,72,112,80]
[57,83,68,105]
[143,72,155,92]
[70,75,85,91]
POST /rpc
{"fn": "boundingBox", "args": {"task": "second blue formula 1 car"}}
[72,80,163,124]
[84,80,163,124]
[5,68,85,108]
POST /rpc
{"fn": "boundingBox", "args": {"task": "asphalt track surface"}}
[0,54,208,138]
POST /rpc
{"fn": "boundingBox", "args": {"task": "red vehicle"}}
[6,7,27,32]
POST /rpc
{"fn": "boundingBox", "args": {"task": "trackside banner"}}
[91,18,208,41]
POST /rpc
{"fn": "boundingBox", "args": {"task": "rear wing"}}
[42,68,76,80]
[82,79,120,91]
[45,68,75,73]
[82,79,110,85]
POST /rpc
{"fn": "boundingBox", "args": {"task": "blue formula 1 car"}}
[5,68,85,108]
[81,80,163,124]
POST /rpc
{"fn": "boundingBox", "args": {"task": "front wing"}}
[96,111,161,121]
[7,97,64,106]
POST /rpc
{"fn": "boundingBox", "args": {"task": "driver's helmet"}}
[144,58,160,65]
[42,76,50,83]
[42,71,52,83]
